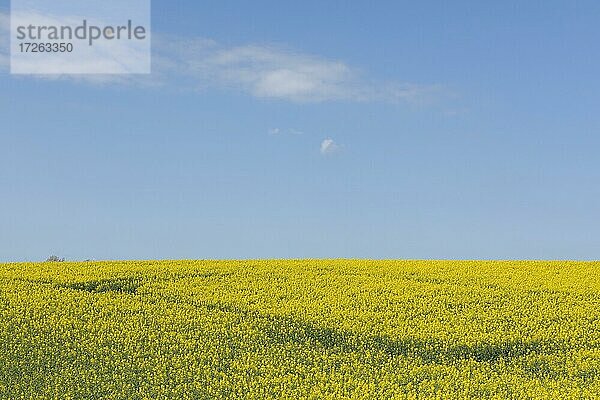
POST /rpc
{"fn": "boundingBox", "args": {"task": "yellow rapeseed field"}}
[1,260,599,399]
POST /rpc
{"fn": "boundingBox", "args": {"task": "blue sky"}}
[1,1,599,261]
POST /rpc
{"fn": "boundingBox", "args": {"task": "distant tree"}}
[46,255,65,262]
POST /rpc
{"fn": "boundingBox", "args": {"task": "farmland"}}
[1,260,599,399]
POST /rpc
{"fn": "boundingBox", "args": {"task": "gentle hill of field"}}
[1,260,599,399]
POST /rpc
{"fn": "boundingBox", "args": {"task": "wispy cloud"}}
[268,127,304,136]
[205,45,357,102]
[157,38,441,103]
[0,10,442,104]
[320,138,340,155]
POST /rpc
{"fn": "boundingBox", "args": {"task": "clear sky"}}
[1,1,599,261]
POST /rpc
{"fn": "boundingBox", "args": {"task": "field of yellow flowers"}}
[1,260,599,399]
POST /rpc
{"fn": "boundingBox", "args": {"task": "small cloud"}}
[320,138,340,155]
[268,127,304,136]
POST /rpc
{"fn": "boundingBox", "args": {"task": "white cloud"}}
[206,45,354,102]
[268,127,304,136]
[320,138,340,155]
[169,42,440,103]
[0,10,442,104]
